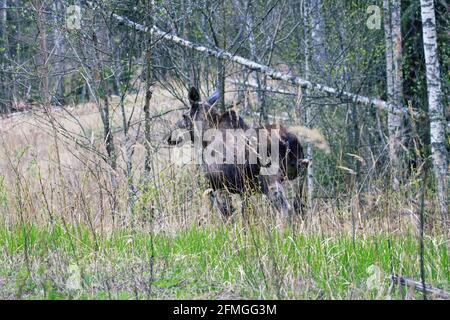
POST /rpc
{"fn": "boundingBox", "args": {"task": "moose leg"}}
[269,182,294,217]
[240,195,251,225]
[261,176,293,217]
[208,189,234,218]
[293,177,306,217]
[293,159,309,217]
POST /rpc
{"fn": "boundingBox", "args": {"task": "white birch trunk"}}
[0,0,8,111]
[383,0,394,105]
[245,0,265,122]
[303,0,314,210]
[309,0,326,79]
[420,0,448,219]
[391,0,404,107]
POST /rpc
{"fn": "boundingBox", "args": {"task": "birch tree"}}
[0,0,8,112]
[302,0,314,210]
[309,0,327,80]
[420,0,448,220]
[143,0,154,186]
[245,0,267,123]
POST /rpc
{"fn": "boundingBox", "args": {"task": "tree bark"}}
[383,0,394,112]
[390,274,450,299]
[92,29,118,219]
[309,0,327,80]
[384,0,405,191]
[245,0,267,124]
[302,0,314,210]
[93,32,117,172]
[420,0,448,220]
[52,0,65,104]
[0,0,9,112]
[34,0,50,106]
[143,1,154,181]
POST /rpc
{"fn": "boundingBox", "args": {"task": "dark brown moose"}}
[167,87,309,218]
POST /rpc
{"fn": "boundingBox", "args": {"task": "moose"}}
[167,87,309,219]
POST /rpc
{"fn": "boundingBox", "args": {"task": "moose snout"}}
[299,159,310,167]
[167,123,191,146]
[166,130,184,145]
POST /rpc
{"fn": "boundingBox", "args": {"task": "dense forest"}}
[0,0,448,300]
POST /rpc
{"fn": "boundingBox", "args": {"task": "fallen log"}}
[390,274,450,299]
[229,80,297,96]
[86,2,418,117]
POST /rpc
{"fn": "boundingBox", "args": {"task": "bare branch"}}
[99,6,417,116]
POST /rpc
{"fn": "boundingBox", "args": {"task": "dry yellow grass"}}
[0,84,444,238]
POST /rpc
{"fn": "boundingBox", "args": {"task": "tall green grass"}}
[0,222,448,299]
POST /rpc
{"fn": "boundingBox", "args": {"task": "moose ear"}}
[188,87,200,104]
[206,90,220,106]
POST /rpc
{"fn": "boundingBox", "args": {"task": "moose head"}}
[167,87,220,145]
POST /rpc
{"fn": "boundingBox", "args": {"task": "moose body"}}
[167,87,308,218]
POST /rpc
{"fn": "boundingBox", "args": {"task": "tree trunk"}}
[309,0,327,80]
[9,0,18,106]
[92,29,118,219]
[114,52,136,217]
[303,0,314,211]
[182,0,197,89]
[0,0,9,112]
[384,0,404,191]
[143,1,154,182]
[34,1,50,106]
[52,0,65,105]
[93,32,117,172]
[217,58,225,111]
[420,0,448,220]
[246,0,267,124]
